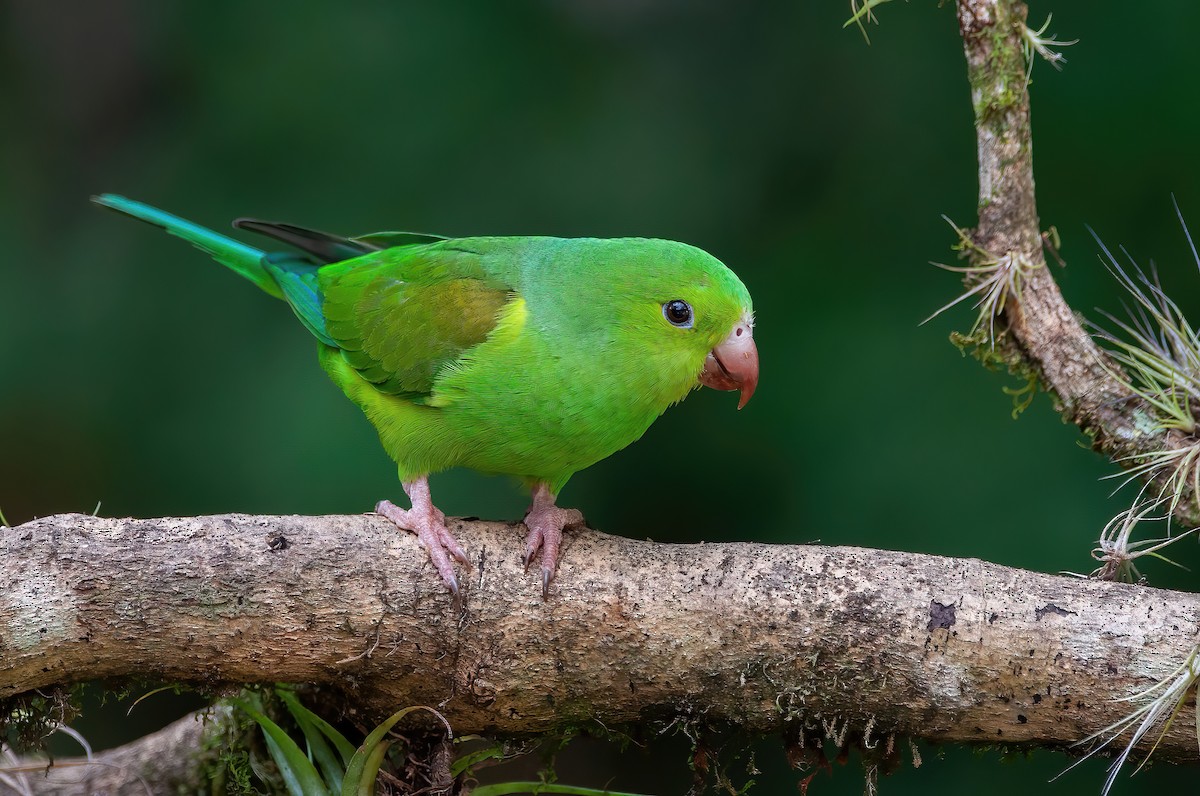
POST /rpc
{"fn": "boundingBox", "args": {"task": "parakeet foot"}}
[376,478,469,594]
[522,482,583,598]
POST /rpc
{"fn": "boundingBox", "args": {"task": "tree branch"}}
[954,0,1200,523]
[3,513,1200,765]
[3,707,234,795]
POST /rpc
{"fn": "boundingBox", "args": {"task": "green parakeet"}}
[93,195,758,595]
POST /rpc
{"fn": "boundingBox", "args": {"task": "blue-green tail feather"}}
[92,194,285,301]
[93,194,338,346]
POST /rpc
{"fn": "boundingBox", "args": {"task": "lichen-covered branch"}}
[3,513,1200,768]
[953,0,1200,522]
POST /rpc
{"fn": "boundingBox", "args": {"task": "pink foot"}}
[522,482,583,598]
[376,477,469,593]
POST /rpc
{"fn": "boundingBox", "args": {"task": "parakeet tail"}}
[91,194,284,300]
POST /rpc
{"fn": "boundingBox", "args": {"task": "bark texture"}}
[3,512,1200,764]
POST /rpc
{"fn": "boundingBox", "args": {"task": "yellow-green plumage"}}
[93,194,757,593]
[318,235,749,492]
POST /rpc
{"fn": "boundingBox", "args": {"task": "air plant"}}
[1059,645,1200,796]
[1072,200,1200,793]
[924,215,1042,348]
[1092,199,1200,520]
[1020,14,1077,84]
[845,0,894,43]
[1085,505,1197,583]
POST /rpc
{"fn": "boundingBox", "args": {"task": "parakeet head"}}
[653,247,757,409]
[572,238,758,410]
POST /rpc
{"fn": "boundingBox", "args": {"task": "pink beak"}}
[699,317,758,409]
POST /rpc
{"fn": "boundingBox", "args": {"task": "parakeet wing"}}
[319,245,512,401]
[234,217,450,262]
[232,218,511,402]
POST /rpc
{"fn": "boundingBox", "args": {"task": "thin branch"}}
[2,513,1199,766]
[953,0,1200,524]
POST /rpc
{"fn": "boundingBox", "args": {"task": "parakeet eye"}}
[663,299,693,328]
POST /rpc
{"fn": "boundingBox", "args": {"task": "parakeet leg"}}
[522,482,584,598]
[376,477,470,594]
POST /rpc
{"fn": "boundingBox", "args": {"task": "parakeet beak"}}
[699,316,758,409]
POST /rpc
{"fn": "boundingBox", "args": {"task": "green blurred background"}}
[3,0,1200,792]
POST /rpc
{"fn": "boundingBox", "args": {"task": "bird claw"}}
[376,497,468,594]
[522,499,583,597]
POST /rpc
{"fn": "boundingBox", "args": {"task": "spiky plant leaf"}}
[277,689,352,791]
[345,740,392,796]
[844,0,894,43]
[236,698,330,796]
[451,742,508,778]
[341,705,449,796]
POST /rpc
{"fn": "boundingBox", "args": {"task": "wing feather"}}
[318,246,512,401]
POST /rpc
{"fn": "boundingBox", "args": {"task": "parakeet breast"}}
[437,313,700,488]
